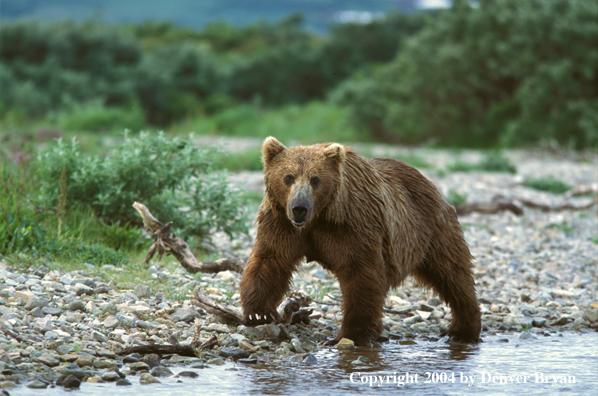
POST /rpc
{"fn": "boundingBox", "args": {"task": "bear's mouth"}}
[291,220,307,227]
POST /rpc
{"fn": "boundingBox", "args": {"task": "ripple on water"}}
[9,332,598,396]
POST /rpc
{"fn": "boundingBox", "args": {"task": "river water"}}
[10,332,597,395]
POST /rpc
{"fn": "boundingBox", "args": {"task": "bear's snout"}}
[287,184,313,227]
[291,202,309,225]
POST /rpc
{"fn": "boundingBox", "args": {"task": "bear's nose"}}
[292,203,309,221]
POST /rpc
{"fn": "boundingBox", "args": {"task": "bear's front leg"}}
[240,244,302,327]
[334,266,387,346]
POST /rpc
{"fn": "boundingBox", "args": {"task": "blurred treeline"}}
[1,0,597,148]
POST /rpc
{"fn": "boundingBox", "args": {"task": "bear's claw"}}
[243,311,279,326]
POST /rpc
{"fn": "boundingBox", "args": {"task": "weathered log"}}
[116,333,218,357]
[455,194,596,216]
[132,202,245,273]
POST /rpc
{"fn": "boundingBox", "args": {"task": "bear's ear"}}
[323,143,346,162]
[262,136,286,165]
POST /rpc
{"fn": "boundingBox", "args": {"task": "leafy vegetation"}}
[447,152,517,173]
[0,132,250,267]
[524,177,572,194]
[3,2,594,148]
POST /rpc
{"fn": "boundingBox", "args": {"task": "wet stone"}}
[122,354,140,364]
[129,362,150,372]
[93,359,117,370]
[178,371,199,378]
[336,338,355,351]
[116,379,132,386]
[532,317,547,327]
[302,354,318,365]
[61,374,81,389]
[238,358,258,364]
[150,366,173,377]
[101,371,121,382]
[219,347,250,360]
[26,379,48,389]
[140,372,161,384]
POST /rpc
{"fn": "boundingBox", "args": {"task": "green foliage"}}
[178,101,362,144]
[524,176,572,194]
[217,150,263,172]
[0,159,127,264]
[447,152,516,173]
[446,189,468,207]
[54,100,146,132]
[34,132,249,241]
[98,221,144,251]
[335,0,598,148]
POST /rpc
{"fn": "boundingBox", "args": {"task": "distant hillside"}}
[1,0,439,32]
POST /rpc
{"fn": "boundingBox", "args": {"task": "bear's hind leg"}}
[413,254,481,342]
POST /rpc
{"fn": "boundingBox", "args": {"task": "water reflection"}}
[8,332,598,396]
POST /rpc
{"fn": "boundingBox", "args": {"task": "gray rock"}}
[72,279,97,289]
[261,323,281,338]
[219,347,250,360]
[583,309,598,323]
[33,354,60,367]
[172,308,197,323]
[41,306,62,316]
[26,380,48,389]
[75,355,94,367]
[129,362,150,372]
[302,354,318,365]
[140,373,161,384]
[30,306,44,318]
[61,374,81,389]
[178,371,198,378]
[134,284,152,299]
[25,297,47,310]
[519,332,538,340]
[93,359,117,370]
[310,268,328,279]
[92,331,107,343]
[150,366,174,377]
[116,379,132,386]
[57,345,76,355]
[532,317,547,327]
[74,283,94,296]
[206,323,230,333]
[68,300,85,312]
[104,316,119,328]
[101,371,121,382]
[427,297,443,306]
[61,364,93,380]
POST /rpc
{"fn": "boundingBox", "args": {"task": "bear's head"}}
[261,136,346,228]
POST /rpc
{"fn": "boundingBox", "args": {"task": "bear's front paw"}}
[243,311,279,326]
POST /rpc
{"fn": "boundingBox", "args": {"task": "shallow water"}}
[10,332,598,396]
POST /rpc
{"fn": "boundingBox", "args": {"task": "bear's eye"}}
[310,176,321,188]
[283,174,295,186]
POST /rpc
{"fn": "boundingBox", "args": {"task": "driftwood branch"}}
[116,333,218,357]
[132,202,245,273]
[455,194,597,216]
[190,286,313,325]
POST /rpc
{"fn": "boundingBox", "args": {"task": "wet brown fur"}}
[240,137,482,345]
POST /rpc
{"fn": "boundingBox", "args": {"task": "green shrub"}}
[524,176,572,194]
[447,152,516,173]
[55,100,146,132]
[34,132,249,241]
[446,189,468,207]
[217,150,263,172]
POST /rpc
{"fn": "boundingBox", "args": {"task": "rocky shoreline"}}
[1,148,597,392]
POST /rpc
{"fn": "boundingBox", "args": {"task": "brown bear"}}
[240,137,481,345]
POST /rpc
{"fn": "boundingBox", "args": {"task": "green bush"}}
[524,176,572,194]
[447,152,516,173]
[334,0,598,148]
[34,132,249,241]
[55,100,146,132]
